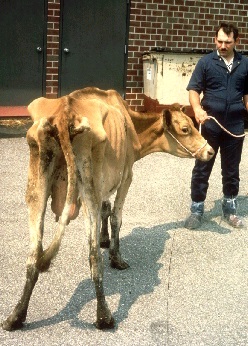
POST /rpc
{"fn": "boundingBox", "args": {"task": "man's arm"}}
[189,90,209,124]
[243,94,248,111]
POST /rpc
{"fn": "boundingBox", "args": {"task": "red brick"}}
[46,80,59,86]
[47,15,60,22]
[48,3,60,10]
[46,67,59,74]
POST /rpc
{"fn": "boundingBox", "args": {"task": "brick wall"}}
[126,0,248,111]
[46,0,60,98]
[44,0,248,110]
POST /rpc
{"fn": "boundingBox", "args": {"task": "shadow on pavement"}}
[22,195,248,332]
[24,224,171,331]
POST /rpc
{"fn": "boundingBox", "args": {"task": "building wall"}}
[46,0,60,99]
[126,0,248,110]
[45,0,248,110]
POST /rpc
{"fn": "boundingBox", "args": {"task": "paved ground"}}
[0,128,247,345]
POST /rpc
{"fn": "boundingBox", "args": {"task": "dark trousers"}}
[191,126,244,202]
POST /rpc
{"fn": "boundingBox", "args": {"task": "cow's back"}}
[70,87,141,154]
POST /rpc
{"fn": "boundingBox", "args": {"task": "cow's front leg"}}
[100,200,111,248]
[109,210,130,270]
[109,171,132,270]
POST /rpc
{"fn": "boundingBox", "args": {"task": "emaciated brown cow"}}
[2,87,214,331]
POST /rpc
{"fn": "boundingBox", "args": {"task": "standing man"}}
[185,22,248,229]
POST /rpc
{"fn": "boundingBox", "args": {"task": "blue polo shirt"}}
[187,50,248,133]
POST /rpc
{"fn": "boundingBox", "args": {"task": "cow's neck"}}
[130,111,166,159]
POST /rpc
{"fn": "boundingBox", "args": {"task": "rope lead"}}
[200,116,246,138]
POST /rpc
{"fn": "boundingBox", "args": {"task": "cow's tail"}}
[37,101,90,272]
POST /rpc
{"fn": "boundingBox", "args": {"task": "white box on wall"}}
[142,51,203,106]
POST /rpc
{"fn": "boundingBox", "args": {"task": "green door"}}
[0,0,46,106]
[60,0,129,97]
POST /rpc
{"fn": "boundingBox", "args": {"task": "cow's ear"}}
[163,109,172,128]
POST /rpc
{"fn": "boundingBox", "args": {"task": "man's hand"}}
[188,90,210,124]
[194,107,209,124]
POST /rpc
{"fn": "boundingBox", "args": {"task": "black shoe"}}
[184,213,203,229]
[223,214,244,228]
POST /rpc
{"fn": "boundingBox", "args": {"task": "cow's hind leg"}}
[1,195,51,331]
[80,186,114,329]
[109,169,132,270]
[100,200,111,248]
[73,135,114,329]
[2,264,39,331]
[2,120,61,331]
[2,201,46,330]
[93,278,115,329]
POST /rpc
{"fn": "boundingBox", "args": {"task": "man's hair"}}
[215,22,239,41]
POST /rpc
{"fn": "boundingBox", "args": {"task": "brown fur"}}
[2,87,214,331]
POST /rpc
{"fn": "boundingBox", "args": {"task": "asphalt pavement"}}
[0,127,247,346]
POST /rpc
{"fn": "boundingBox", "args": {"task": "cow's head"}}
[162,103,214,161]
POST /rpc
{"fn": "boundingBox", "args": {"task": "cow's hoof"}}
[1,318,24,331]
[110,258,130,270]
[95,316,115,330]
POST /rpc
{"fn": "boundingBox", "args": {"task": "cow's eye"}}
[182,126,189,134]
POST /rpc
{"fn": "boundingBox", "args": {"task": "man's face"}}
[215,28,238,59]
